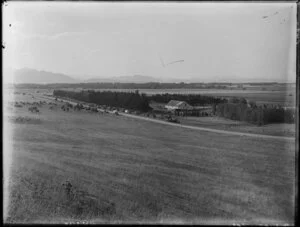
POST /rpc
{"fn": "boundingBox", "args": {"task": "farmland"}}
[3,88,296,224]
[10,82,296,107]
[41,86,296,107]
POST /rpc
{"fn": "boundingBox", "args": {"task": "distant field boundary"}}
[49,96,295,141]
[118,112,295,141]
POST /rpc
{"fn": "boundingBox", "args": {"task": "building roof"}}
[166,100,184,107]
[165,100,193,109]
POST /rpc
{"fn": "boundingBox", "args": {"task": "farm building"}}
[165,100,194,116]
[165,100,193,111]
[165,100,212,117]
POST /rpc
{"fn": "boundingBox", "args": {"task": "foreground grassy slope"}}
[4,103,295,224]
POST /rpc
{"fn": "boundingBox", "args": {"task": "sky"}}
[3,2,297,83]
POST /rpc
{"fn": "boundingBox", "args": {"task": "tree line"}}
[53,90,151,112]
[214,98,295,125]
[53,90,295,125]
[53,90,227,111]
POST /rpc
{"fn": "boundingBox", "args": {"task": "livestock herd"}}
[9,92,179,124]
[10,97,119,116]
[12,100,58,114]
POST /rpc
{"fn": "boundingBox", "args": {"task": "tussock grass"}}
[9,116,42,125]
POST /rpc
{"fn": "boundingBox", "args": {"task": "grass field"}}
[3,90,295,224]
[177,117,295,137]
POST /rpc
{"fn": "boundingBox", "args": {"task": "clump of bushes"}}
[11,116,42,124]
[61,105,70,112]
[90,107,98,113]
[74,103,84,111]
[14,102,23,108]
[28,106,39,113]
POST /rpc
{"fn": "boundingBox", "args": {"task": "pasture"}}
[178,116,295,137]
[9,83,296,107]
[3,89,295,224]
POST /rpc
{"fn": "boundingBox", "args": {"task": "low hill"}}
[13,68,80,84]
[85,75,160,83]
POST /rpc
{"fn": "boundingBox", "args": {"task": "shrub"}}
[28,106,39,113]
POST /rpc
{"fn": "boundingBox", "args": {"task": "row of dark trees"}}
[53,90,227,111]
[214,100,295,125]
[53,90,151,112]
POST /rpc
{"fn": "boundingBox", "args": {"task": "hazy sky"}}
[3,2,297,82]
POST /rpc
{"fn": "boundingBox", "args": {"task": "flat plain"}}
[52,84,296,107]
[3,88,296,224]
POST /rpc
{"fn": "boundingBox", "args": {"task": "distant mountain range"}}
[85,75,160,83]
[12,68,80,84]
[4,68,292,84]
[10,68,161,84]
